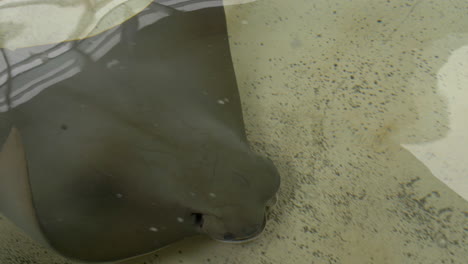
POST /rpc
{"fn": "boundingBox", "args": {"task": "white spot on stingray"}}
[217,99,225,105]
[223,97,230,103]
[149,226,159,232]
[241,20,248,25]
[115,193,123,199]
[209,192,217,198]
[177,217,184,223]
[106,59,120,69]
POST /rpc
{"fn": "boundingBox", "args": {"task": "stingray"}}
[0,1,280,262]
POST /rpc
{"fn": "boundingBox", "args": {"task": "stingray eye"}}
[191,213,204,227]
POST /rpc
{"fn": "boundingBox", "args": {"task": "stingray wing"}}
[0,127,47,245]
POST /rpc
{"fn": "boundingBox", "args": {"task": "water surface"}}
[1,0,467,263]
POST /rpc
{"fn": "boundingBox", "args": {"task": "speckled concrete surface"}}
[1,0,468,263]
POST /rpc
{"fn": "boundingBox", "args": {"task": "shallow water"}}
[1,0,467,263]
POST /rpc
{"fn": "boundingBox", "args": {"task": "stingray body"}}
[0,1,280,262]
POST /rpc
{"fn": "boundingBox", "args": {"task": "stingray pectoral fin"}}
[0,127,47,245]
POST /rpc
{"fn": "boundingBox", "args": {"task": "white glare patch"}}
[115,193,123,199]
[209,193,216,198]
[217,99,225,104]
[223,98,230,103]
[177,217,184,223]
[189,192,196,196]
[241,20,249,25]
[149,227,159,232]
[39,53,49,62]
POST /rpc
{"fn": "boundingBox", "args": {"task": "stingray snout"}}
[194,210,267,243]
[219,216,267,243]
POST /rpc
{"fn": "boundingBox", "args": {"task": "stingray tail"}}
[0,127,47,245]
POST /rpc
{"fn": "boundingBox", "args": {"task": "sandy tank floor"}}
[1,0,467,263]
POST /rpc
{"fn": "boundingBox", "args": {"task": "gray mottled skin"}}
[0,2,280,262]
